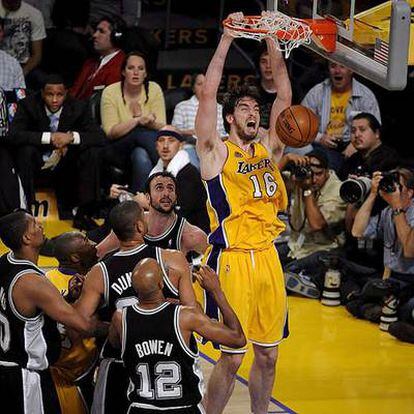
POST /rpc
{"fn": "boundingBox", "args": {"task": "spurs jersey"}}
[122,302,204,411]
[0,252,61,368]
[46,268,97,382]
[98,244,178,318]
[205,140,288,249]
[144,214,187,251]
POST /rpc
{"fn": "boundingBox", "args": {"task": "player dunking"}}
[195,12,291,414]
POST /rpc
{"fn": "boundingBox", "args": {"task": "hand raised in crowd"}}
[286,153,309,166]
[320,133,338,149]
[109,184,132,199]
[51,132,74,148]
[194,265,221,294]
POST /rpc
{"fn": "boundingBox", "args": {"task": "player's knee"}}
[254,346,278,370]
[220,352,244,374]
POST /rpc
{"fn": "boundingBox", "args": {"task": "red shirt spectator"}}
[70,15,126,100]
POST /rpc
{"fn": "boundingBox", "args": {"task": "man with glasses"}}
[280,151,347,298]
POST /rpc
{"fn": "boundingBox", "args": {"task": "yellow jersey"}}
[46,269,97,382]
[204,140,287,250]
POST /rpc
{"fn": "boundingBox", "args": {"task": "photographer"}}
[351,168,414,340]
[281,151,347,298]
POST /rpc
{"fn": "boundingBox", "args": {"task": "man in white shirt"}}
[172,73,226,168]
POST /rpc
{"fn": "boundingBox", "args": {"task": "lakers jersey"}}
[204,140,288,249]
[46,268,97,382]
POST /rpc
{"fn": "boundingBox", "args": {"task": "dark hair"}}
[0,17,4,29]
[109,200,144,242]
[396,167,414,190]
[121,51,149,104]
[190,73,204,89]
[53,231,84,263]
[307,150,329,170]
[95,15,126,48]
[145,171,177,194]
[352,112,382,137]
[0,210,31,251]
[222,85,261,133]
[42,74,66,89]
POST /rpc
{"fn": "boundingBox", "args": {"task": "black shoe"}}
[73,214,99,231]
[388,321,414,344]
[39,237,56,257]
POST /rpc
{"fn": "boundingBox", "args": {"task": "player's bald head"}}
[132,258,163,299]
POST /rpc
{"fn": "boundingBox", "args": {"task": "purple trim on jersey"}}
[205,175,230,248]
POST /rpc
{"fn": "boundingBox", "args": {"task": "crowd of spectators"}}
[0,0,413,354]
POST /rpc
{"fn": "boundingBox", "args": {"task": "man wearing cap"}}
[280,151,347,297]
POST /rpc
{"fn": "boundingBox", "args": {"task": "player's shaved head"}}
[132,258,164,300]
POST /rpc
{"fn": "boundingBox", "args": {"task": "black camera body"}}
[285,162,313,181]
[378,171,400,193]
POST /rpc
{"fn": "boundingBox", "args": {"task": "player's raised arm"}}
[195,13,240,157]
[265,35,292,160]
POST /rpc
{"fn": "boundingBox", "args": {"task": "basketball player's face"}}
[25,215,45,248]
[93,21,113,53]
[329,63,353,92]
[351,119,380,152]
[77,236,98,270]
[123,55,147,87]
[149,177,177,215]
[230,97,260,142]
[156,136,182,165]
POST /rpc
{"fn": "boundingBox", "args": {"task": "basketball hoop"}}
[222,13,337,58]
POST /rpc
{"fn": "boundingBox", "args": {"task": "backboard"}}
[270,0,412,90]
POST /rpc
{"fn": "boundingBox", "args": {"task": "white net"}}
[224,13,313,58]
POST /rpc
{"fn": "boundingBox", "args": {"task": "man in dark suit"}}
[7,74,105,230]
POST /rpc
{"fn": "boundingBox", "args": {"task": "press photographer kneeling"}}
[279,151,347,298]
[351,169,414,343]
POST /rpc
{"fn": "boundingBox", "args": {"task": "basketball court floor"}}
[1,193,412,414]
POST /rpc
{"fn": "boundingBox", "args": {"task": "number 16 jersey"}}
[204,140,288,250]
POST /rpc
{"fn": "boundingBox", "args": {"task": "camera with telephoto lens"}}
[340,175,372,204]
[378,171,400,194]
[285,162,313,181]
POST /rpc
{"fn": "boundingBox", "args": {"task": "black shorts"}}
[0,365,61,414]
[91,358,130,414]
[127,406,204,414]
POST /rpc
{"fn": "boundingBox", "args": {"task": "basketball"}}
[275,105,320,148]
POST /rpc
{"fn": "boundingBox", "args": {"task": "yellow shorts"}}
[197,244,289,353]
[51,367,87,414]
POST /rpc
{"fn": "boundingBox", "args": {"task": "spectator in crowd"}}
[101,51,166,193]
[350,168,414,332]
[280,151,347,297]
[301,62,381,170]
[70,15,126,100]
[7,74,105,230]
[172,72,226,168]
[0,87,22,216]
[0,0,46,85]
[340,112,399,181]
[0,17,25,90]
[46,231,99,414]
